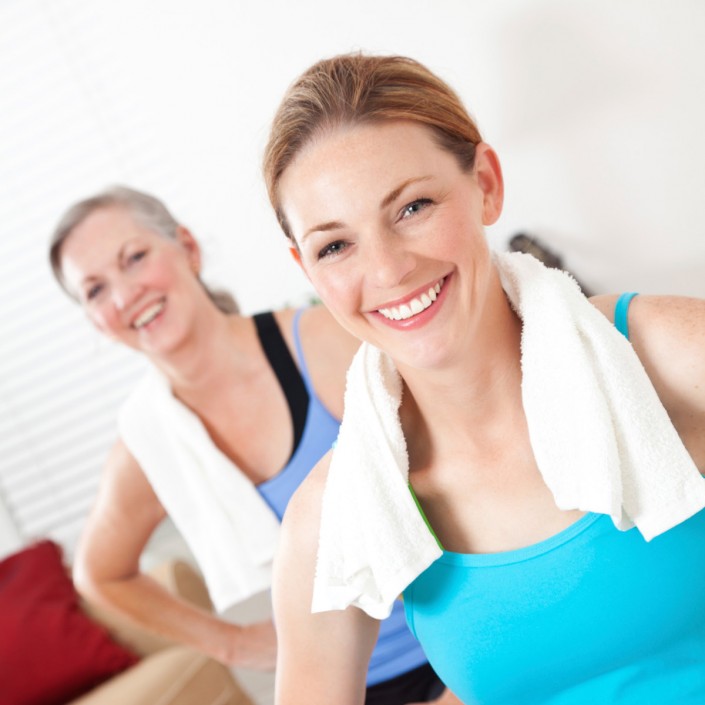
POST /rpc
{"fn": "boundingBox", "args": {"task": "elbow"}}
[72,538,142,611]
[71,541,119,607]
[71,554,104,602]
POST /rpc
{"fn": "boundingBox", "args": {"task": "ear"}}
[289,245,310,280]
[175,226,202,274]
[474,143,504,226]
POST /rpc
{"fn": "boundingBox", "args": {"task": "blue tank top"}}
[403,293,705,703]
[256,309,429,687]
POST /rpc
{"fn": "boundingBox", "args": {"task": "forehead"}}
[278,120,456,229]
[284,120,446,189]
[59,206,159,290]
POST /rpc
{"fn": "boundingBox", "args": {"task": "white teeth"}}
[377,278,445,322]
[133,301,164,329]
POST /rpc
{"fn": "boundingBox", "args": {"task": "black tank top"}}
[253,311,309,457]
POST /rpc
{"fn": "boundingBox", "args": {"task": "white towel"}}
[119,370,281,613]
[312,251,705,619]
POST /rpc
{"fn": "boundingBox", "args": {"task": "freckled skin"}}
[279,120,503,373]
[271,118,705,705]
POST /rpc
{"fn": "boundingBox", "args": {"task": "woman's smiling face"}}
[59,206,206,357]
[278,119,504,370]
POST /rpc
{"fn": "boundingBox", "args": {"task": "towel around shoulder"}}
[119,369,280,613]
[312,251,705,619]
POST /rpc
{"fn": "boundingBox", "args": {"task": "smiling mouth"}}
[132,301,165,329]
[377,278,445,321]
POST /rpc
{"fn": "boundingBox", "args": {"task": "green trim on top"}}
[408,482,444,551]
[407,295,640,554]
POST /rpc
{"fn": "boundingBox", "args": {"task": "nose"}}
[110,278,141,312]
[364,232,416,290]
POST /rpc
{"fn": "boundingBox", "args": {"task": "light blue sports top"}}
[403,293,705,703]
[256,309,429,687]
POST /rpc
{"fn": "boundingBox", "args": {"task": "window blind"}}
[0,0,175,560]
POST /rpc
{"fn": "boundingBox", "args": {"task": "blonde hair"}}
[49,185,238,314]
[263,53,483,239]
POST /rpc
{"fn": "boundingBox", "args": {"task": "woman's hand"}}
[75,441,278,670]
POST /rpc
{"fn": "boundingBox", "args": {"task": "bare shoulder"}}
[627,294,703,331]
[607,294,705,364]
[271,306,297,331]
[300,305,360,356]
[626,294,705,406]
[592,294,705,470]
[591,292,705,332]
[588,293,620,322]
[292,305,360,419]
[278,450,331,560]
[102,438,166,516]
[271,305,359,358]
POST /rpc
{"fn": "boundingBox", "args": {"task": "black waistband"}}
[364,662,443,705]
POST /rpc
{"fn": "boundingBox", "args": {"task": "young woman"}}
[262,54,705,704]
[49,186,451,704]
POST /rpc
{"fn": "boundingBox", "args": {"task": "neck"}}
[148,308,255,399]
[399,281,524,455]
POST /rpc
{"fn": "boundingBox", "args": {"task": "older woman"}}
[263,53,705,704]
[49,186,449,704]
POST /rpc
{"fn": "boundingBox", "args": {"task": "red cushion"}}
[0,540,139,705]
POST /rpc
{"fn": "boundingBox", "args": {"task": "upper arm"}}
[588,294,620,324]
[591,294,705,472]
[73,438,167,593]
[272,454,379,705]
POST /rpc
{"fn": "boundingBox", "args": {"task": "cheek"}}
[164,259,200,295]
[142,257,172,285]
[434,209,487,257]
[309,269,357,314]
[87,306,119,336]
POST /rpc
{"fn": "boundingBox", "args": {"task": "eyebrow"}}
[380,176,432,209]
[301,176,433,242]
[302,219,345,242]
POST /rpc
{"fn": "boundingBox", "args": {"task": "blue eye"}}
[127,250,147,265]
[317,240,347,260]
[401,198,433,220]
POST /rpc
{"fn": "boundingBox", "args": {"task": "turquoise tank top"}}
[403,293,705,703]
[256,309,429,687]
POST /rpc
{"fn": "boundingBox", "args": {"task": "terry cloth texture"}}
[312,251,705,619]
[119,370,280,613]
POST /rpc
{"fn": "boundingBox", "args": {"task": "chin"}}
[385,339,453,373]
[133,329,183,357]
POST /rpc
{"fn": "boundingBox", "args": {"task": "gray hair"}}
[49,185,238,314]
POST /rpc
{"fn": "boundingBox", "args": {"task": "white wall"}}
[59,0,705,304]
[1,0,704,554]
[6,0,705,308]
